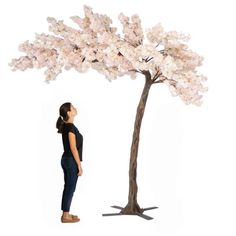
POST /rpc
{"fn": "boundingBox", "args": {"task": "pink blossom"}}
[10,5,207,105]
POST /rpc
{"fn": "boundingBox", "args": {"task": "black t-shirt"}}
[62,123,83,161]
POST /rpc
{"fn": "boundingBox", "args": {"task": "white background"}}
[0,0,235,235]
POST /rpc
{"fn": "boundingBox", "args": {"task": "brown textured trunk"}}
[121,71,152,215]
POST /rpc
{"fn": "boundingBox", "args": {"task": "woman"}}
[56,102,83,223]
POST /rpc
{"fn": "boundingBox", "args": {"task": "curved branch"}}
[128,69,144,75]
[141,70,151,78]
[152,68,162,81]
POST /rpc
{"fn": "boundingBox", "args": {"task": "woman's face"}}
[68,104,77,118]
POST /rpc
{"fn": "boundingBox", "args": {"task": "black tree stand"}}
[102,205,158,220]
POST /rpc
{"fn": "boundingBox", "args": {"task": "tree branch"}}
[145,57,153,63]
[129,69,144,74]
[153,77,177,84]
[141,70,151,79]
[120,37,136,47]
[153,78,166,84]
[152,68,162,81]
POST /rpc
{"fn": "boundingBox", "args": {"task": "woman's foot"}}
[61,215,80,223]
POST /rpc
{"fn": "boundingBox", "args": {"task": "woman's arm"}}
[68,132,83,176]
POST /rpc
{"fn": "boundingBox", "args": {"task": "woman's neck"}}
[65,118,74,124]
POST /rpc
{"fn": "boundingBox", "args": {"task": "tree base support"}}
[102,205,158,220]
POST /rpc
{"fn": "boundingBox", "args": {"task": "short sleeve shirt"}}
[62,123,83,161]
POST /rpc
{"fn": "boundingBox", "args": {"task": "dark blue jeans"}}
[61,155,78,212]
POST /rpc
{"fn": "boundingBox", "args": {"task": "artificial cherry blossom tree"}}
[9,5,207,219]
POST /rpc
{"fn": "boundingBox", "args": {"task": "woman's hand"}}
[78,164,83,176]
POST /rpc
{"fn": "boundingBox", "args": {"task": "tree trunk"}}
[121,71,153,215]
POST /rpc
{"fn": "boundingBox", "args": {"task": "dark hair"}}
[56,102,71,133]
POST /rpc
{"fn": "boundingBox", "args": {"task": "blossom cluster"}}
[9,5,207,105]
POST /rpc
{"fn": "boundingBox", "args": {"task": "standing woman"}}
[56,102,83,223]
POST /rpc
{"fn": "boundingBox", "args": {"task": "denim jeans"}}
[61,155,78,212]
